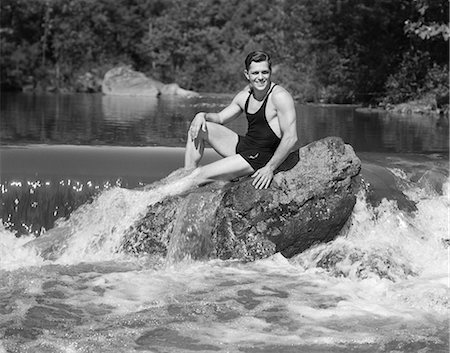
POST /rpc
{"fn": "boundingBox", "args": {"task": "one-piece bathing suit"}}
[236,84,281,170]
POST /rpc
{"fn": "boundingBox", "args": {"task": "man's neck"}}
[252,83,272,101]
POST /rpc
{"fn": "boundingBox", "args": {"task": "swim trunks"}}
[236,84,281,170]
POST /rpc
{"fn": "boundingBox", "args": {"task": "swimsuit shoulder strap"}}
[264,84,277,102]
[244,89,252,113]
[259,84,278,111]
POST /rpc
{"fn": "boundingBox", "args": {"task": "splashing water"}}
[292,182,449,315]
[295,183,448,282]
[0,165,448,352]
[1,169,198,268]
[0,223,45,270]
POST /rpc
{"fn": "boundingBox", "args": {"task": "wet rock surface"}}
[123,136,361,261]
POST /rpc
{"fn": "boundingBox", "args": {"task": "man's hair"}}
[245,50,272,71]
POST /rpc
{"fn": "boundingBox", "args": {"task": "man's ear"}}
[244,70,249,80]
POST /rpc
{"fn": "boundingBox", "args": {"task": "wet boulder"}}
[122,136,361,261]
[102,66,199,97]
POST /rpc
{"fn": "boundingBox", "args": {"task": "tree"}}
[404,0,449,41]
[0,0,46,89]
[138,0,285,92]
[384,0,449,105]
[1,0,447,105]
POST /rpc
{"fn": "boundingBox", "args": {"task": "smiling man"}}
[184,50,298,189]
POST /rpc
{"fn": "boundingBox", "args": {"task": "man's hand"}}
[189,112,207,140]
[252,165,274,189]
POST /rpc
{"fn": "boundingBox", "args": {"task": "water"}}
[0,93,449,352]
[1,92,448,152]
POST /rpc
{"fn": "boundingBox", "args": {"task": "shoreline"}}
[302,98,448,117]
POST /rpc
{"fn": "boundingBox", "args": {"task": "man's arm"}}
[252,88,298,189]
[189,91,246,140]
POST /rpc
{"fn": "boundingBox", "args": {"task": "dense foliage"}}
[1,0,448,105]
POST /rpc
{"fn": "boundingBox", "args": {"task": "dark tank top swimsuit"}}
[236,84,281,170]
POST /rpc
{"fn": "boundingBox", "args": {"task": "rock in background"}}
[102,66,199,97]
[122,136,362,262]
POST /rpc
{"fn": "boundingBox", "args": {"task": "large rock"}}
[122,137,362,261]
[102,66,198,97]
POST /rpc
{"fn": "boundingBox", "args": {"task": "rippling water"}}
[1,166,448,352]
[0,93,448,352]
[1,92,448,152]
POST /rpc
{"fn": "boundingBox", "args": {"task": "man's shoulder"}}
[272,84,291,97]
[272,84,295,104]
[232,86,251,105]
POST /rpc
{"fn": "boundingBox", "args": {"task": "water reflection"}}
[0,92,448,153]
[379,112,449,153]
[102,95,158,123]
[296,104,449,153]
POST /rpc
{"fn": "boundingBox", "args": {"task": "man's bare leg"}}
[155,154,254,199]
[183,154,254,188]
[193,154,254,184]
[184,122,239,169]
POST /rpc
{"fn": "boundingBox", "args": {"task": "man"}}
[184,50,298,189]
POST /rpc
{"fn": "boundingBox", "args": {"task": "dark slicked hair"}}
[245,50,272,71]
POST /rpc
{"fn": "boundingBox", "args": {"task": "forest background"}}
[1,0,448,108]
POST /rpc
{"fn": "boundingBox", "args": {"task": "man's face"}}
[245,61,271,92]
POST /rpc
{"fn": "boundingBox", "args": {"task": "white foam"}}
[1,167,448,345]
[290,178,449,319]
[0,224,45,270]
[38,171,198,264]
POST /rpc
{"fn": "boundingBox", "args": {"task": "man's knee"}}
[190,121,220,144]
[188,123,213,142]
[204,121,223,138]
